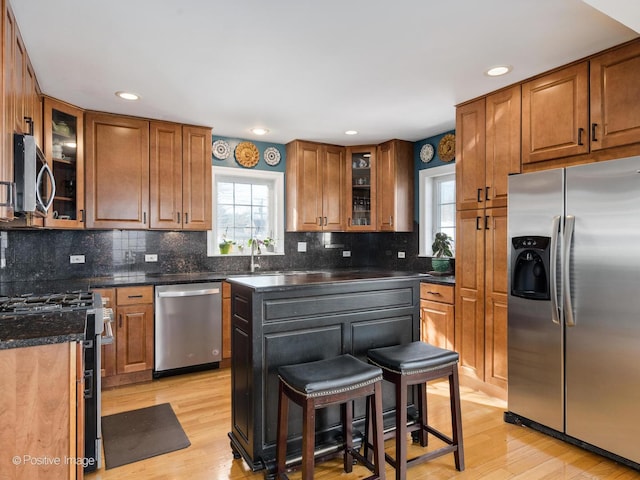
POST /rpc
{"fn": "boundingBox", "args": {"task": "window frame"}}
[207,166,285,257]
[418,163,456,257]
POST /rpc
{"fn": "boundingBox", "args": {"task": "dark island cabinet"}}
[227,276,420,475]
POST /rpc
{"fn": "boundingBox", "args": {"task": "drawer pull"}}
[127,294,144,299]
[427,291,442,296]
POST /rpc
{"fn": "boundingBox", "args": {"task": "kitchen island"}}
[226,270,422,476]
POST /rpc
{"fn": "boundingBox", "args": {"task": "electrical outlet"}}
[70,255,85,264]
[342,250,351,257]
[297,242,307,252]
[145,254,158,262]
[397,251,406,259]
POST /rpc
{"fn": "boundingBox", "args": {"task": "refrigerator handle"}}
[564,215,576,326]
[550,215,561,325]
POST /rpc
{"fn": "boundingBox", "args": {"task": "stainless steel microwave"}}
[13,133,55,216]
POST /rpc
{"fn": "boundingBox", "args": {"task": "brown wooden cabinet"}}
[286,140,345,231]
[95,285,154,388]
[149,122,212,230]
[456,85,521,211]
[43,97,85,228]
[420,282,455,350]
[345,145,377,231]
[376,139,413,232]
[85,112,150,229]
[0,342,84,480]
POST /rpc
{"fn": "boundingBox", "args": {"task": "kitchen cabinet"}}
[149,122,212,230]
[85,112,150,229]
[43,97,85,228]
[454,207,508,392]
[376,139,414,232]
[286,140,345,231]
[222,280,231,363]
[0,342,84,480]
[456,85,521,211]
[95,285,154,388]
[345,145,376,231]
[420,282,455,350]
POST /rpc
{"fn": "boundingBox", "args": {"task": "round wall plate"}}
[235,141,260,168]
[212,139,231,160]
[420,143,434,163]
[264,147,281,166]
[438,134,456,162]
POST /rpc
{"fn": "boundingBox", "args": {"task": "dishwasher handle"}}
[157,288,220,298]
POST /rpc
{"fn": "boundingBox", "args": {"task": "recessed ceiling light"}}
[115,91,140,101]
[345,130,358,135]
[485,65,512,77]
[250,127,269,135]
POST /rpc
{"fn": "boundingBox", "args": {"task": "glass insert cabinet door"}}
[346,146,376,231]
[43,97,84,228]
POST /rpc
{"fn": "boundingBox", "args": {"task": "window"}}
[207,166,284,256]
[418,164,456,256]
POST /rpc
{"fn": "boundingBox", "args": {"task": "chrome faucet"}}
[250,238,260,273]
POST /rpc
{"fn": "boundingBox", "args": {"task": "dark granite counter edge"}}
[0,333,85,350]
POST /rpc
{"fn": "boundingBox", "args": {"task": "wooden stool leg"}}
[372,382,386,480]
[417,383,428,447]
[342,401,354,473]
[363,395,373,462]
[276,382,289,478]
[301,398,316,480]
[395,377,408,480]
[449,366,465,471]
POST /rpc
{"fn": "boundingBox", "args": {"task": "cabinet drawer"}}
[420,283,454,304]
[116,286,154,305]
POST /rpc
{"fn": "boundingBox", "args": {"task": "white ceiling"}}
[12,0,639,146]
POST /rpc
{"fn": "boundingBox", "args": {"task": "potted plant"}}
[219,229,235,254]
[262,236,275,253]
[431,232,453,272]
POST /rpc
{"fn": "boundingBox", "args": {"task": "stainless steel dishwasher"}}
[154,282,222,376]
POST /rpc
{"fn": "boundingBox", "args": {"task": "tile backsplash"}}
[0,225,439,283]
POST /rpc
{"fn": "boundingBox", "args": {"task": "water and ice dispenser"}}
[511,236,551,300]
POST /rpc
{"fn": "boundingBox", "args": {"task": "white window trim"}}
[418,163,456,257]
[207,166,285,257]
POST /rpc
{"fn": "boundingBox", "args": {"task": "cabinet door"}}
[1,4,17,220]
[43,97,85,228]
[420,299,454,350]
[455,209,485,381]
[346,146,376,231]
[150,121,183,229]
[286,140,323,231]
[484,207,508,390]
[377,140,413,232]
[590,41,640,151]
[85,112,149,229]
[455,98,486,211]
[485,86,521,209]
[182,125,212,230]
[322,144,345,231]
[116,302,154,374]
[522,62,589,164]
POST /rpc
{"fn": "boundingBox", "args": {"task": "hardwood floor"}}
[87,368,637,480]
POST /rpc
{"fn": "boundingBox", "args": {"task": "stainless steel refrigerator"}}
[506,155,640,469]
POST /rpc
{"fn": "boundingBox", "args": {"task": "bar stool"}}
[366,341,464,480]
[276,354,386,480]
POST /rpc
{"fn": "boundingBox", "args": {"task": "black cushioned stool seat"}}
[366,342,464,480]
[276,354,386,480]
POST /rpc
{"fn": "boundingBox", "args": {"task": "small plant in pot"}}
[262,236,275,253]
[431,232,453,272]
[219,228,235,254]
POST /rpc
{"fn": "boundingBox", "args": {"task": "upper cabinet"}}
[43,97,84,228]
[286,140,345,231]
[457,85,521,211]
[346,145,377,231]
[522,39,640,167]
[85,112,150,229]
[376,139,413,232]
[149,122,212,230]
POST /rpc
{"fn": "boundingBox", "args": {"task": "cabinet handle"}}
[317,217,322,226]
[118,314,123,328]
[577,127,585,146]
[177,212,181,224]
[389,216,393,226]
[80,209,85,223]
[348,218,351,227]
[477,188,483,202]
[24,117,34,136]
[324,216,327,226]
[427,291,442,296]
[143,212,147,224]
[485,215,490,229]
[592,123,598,142]
[0,181,15,209]
[127,294,144,299]
[476,216,482,230]
[485,186,490,201]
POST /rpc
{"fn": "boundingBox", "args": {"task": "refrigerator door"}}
[565,156,640,463]
[507,169,564,431]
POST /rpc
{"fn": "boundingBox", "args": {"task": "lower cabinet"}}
[95,285,154,388]
[420,282,455,350]
[0,342,84,480]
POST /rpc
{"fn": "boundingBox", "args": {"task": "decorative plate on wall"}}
[420,143,434,163]
[438,134,456,162]
[235,141,260,168]
[212,140,231,160]
[263,147,281,166]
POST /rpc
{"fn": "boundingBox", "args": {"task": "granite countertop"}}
[0,269,454,350]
